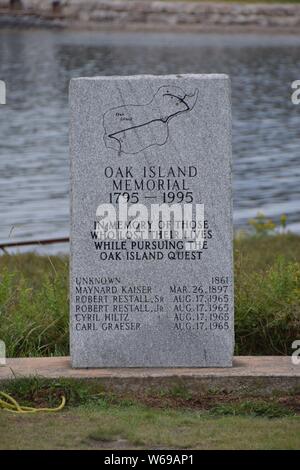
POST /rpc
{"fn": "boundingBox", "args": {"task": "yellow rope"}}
[0,391,66,413]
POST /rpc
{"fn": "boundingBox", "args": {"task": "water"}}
[1,29,300,252]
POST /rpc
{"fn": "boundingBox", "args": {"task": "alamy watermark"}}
[0,80,6,105]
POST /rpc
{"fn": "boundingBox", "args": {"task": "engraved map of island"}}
[103,85,199,155]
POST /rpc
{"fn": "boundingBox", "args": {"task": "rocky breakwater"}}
[1,0,300,32]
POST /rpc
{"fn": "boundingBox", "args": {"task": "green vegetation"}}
[0,376,299,450]
[2,376,298,413]
[235,237,300,355]
[210,401,293,418]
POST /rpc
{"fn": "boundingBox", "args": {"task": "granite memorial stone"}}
[70,74,233,367]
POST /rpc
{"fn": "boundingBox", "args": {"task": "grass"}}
[235,234,300,355]
[1,232,300,357]
[0,254,69,357]
[209,401,294,418]
[1,227,299,450]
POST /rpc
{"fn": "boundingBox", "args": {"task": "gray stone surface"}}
[3,1,300,33]
[70,74,233,367]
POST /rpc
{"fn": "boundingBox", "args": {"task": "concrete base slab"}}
[1,356,299,395]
